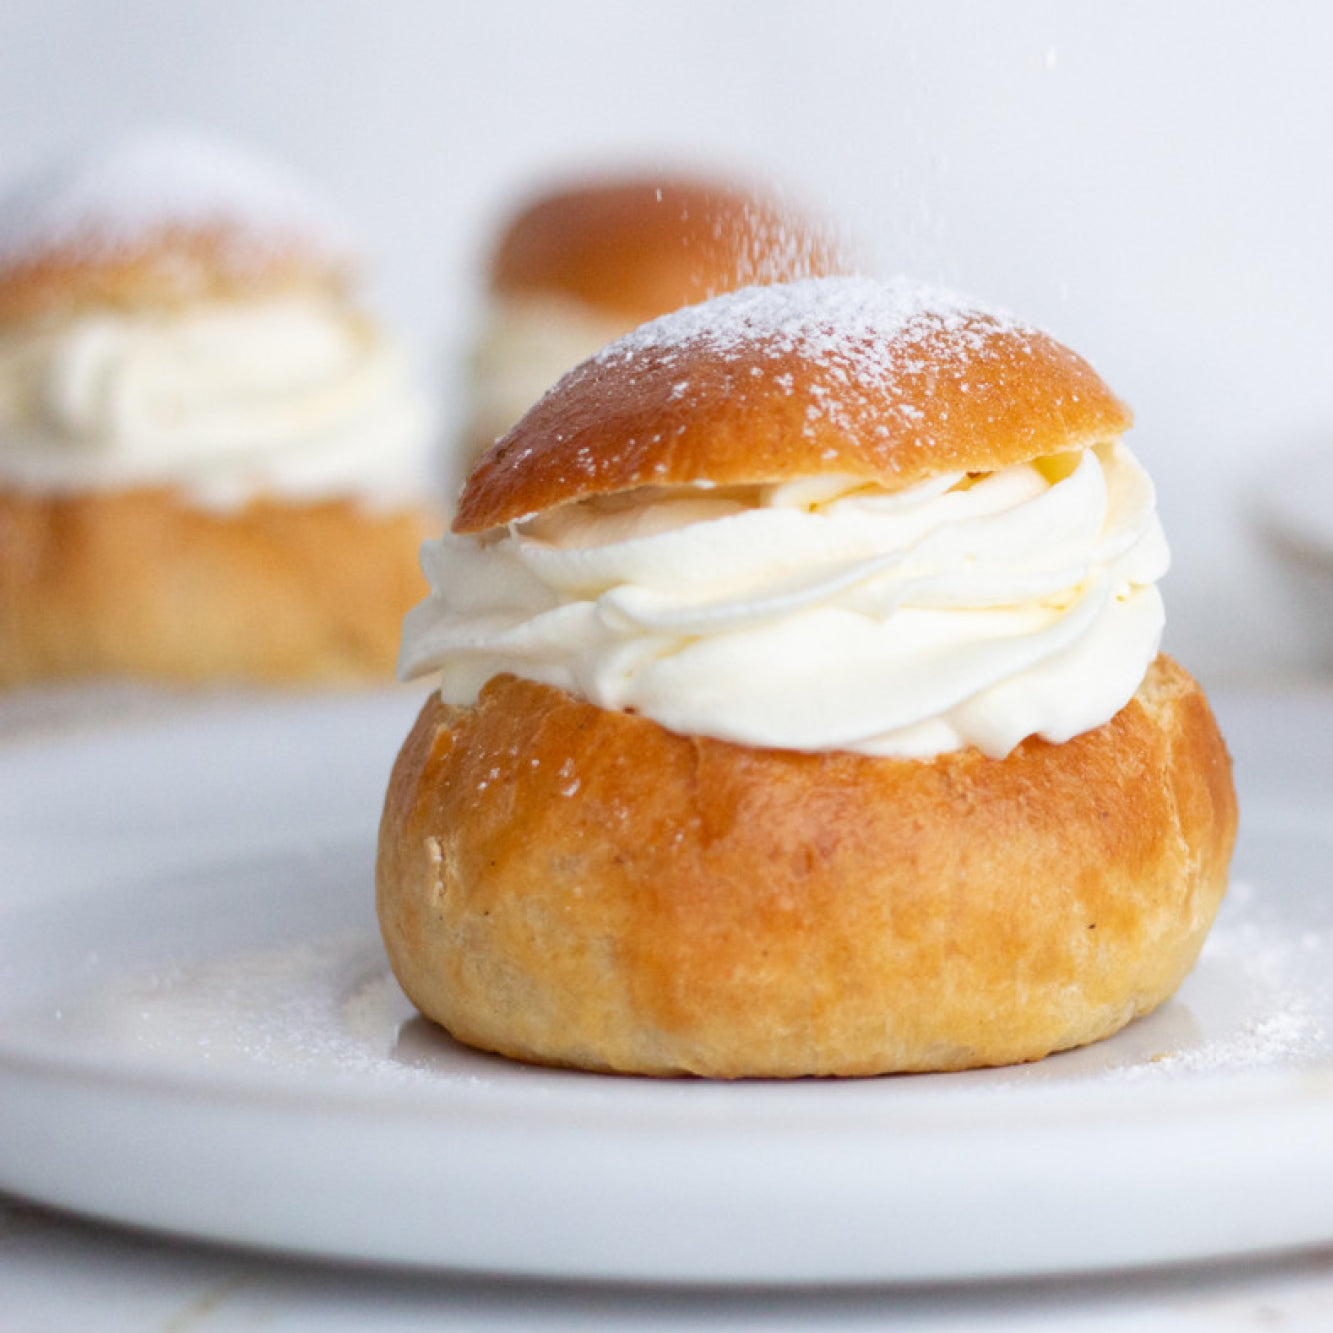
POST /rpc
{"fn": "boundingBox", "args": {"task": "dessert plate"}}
[0,684,1330,1285]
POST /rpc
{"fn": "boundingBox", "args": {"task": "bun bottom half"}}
[377,656,1236,1078]
[0,487,435,686]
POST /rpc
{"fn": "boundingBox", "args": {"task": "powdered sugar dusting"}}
[705,190,849,293]
[6,870,1331,1101]
[23,933,477,1088]
[458,275,1075,531]
[980,877,1332,1088]
[0,128,352,267]
[598,275,1022,370]
[589,274,1032,437]
[1108,881,1329,1081]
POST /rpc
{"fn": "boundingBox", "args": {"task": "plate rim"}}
[0,682,1331,1282]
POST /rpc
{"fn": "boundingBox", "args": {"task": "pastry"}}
[460,175,845,472]
[379,276,1237,1077]
[0,130,439,685]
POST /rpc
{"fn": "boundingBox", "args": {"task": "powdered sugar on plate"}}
[10,870,1326,1098]
[1113,880,1330,1080]
[83,934,447,1086]
[978,875,1331,1088]
[0,128,352,268]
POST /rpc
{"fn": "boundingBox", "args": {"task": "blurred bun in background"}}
[459,174,852,473]
[0,129,441,686]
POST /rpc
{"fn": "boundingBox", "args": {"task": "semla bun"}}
[379,278,1236,1077]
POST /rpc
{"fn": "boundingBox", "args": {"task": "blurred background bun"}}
[459,174,851,474]
[0,130,440,686]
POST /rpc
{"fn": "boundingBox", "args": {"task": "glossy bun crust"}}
[378,656,1236,1077]
[487,178,843,325]
[0,488,432,685]
[455,282,1131,533]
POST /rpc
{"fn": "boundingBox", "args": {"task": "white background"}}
[3,0,1331,681]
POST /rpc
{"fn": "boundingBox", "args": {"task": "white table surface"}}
[3,1195,1333,1332]
[3,677,1332,1332]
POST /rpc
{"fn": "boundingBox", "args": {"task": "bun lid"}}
[0,129,353,323]
[453,276,1132,534]
[487,176,846,324]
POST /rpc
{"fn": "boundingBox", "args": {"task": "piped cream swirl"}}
[400,442,1169,759]
[0,294,433,509]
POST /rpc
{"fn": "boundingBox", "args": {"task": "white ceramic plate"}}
[0,685,1330,1285]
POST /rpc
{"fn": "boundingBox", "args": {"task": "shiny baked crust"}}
[454,292,1131,533]
[0,487,435,685]
[487,178,844,325]
[377,655,1237,1077]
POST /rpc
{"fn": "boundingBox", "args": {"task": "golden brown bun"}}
[0,225,346,327]
[377,656,1237,1078]
[455,281,1131,534]
[487,178,846,325]
[0,487,435,685]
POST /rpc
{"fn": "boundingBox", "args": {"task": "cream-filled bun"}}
[460,175,847,472]
[0,130,439,685]
[380,276,1237,1078]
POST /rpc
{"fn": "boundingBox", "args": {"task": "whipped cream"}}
[400,442,1169,759]
[464,294,631,463]
[0,294,433,509]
